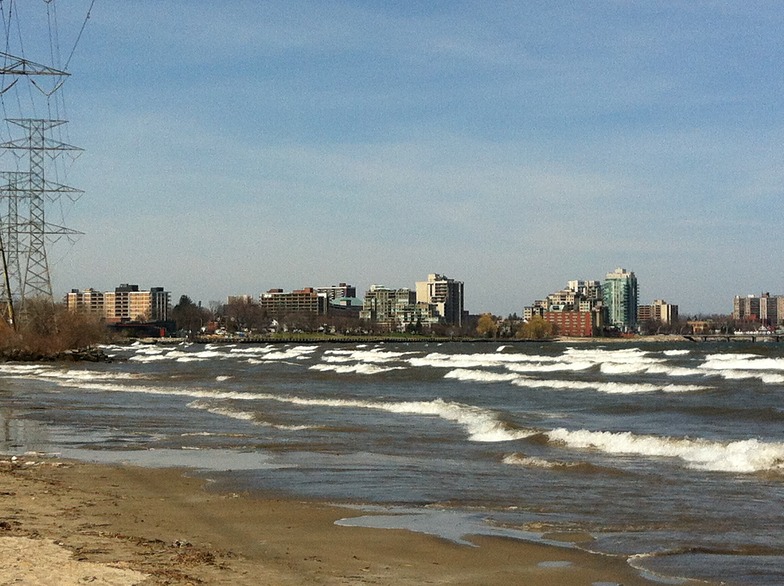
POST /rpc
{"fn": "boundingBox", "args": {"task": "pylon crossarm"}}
[0,52,69,77]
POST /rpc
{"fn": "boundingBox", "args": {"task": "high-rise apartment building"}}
[148,287,170,322]
[567,280,602,301]
[415,273,464,326]
[315,283,356,301]
[733,295,760,322]
[603,268,638,331]
[535,279,604,337]
[733,293,783,326]
[360,285,438,331]
[639,299,678,324]
[259,288,328,316]
[65,284,170,323]
[360,285,412,326]
[65,288,104,315]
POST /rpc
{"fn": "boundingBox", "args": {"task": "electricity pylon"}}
[0,119,82,307]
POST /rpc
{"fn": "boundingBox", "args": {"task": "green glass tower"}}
[603,267,638,331]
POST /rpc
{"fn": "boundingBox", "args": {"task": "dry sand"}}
[0,454,704,585]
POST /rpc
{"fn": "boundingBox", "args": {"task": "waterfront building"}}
[733,295,761,322]
[415,273,464,326]
[259,288,328,316]
[147,287,170,322]
[544,309,597,337]
[733,293,783,326]
[360,285,439,331]
[315,283,357,301]
[65,284,170,323]
[652,299,678,324]
[603,268,638,331]
[638,299,679,325]
[227,294,256,305]
[523,304,545,321]
[567,280,602,300]
[525,278,604,337]
[64,287,104,315]
[360,285,411,327]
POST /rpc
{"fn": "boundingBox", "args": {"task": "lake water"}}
[1,340,783,585]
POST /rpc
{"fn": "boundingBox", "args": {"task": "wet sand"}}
[0,454,702,585]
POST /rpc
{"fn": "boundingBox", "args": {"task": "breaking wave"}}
[700,353,784,371]
[443,369,519,383]
[49,379,534,443]
[444,368,710,394]
[323,349,414,363]
[186,400,314,431]
[410,352,563,369]
[546,428,784,474]
[502,453,614,474]
[309,363,405,375]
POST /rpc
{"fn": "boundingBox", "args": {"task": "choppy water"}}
[1,340,783,585]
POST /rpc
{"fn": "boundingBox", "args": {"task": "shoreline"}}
[0,453,706,586]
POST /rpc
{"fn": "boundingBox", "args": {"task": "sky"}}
[2,1,783,315]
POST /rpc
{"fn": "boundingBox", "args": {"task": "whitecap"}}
[546,428,784,474]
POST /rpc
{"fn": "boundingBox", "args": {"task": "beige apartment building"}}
[415,273,464,326]
[258,288,328,316]
[638,299,679,324]
[733,293,784,326]
[65,285,170,323]
[64,287,104,315]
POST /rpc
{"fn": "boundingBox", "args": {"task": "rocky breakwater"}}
[0,347,112,362]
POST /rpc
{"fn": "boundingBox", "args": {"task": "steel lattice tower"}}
[0,120,82,301]
[0,55,78,320]
[0,3,93,326]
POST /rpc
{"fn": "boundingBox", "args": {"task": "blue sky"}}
[4,1,783,314]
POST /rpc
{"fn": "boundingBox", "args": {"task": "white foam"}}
[413,347,710,383]
[598,362,698,377]
[244,348,317,361]
[323,349,414,363]
[131,346,166,355]
[187,400,257,421]
[714,370,784,384]
[698,354,784,383]
[443,369,519,383]
[0,363,54,376]
[128,353,175,363]
[186,400,315,430]
[309,363,404,375]
[512,377,708,394]
[546,428,784,473]
[190,350,225,359]
[563,347,660,363]
[444,368,709,394]
[701,356,784,371]
[36,370,142,382]
[506,361,594,373]
[502,453,583,470]
[228,345,275,355]
[55,379,531,443]
[410,352,563,370]
[271,394,532,442]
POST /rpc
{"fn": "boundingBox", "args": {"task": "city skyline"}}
[18,2,783,315]
[68,267,774,320]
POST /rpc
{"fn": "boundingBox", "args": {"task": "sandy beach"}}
[0,453,700,586]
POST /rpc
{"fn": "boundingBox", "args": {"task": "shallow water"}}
[1,340,782,585]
